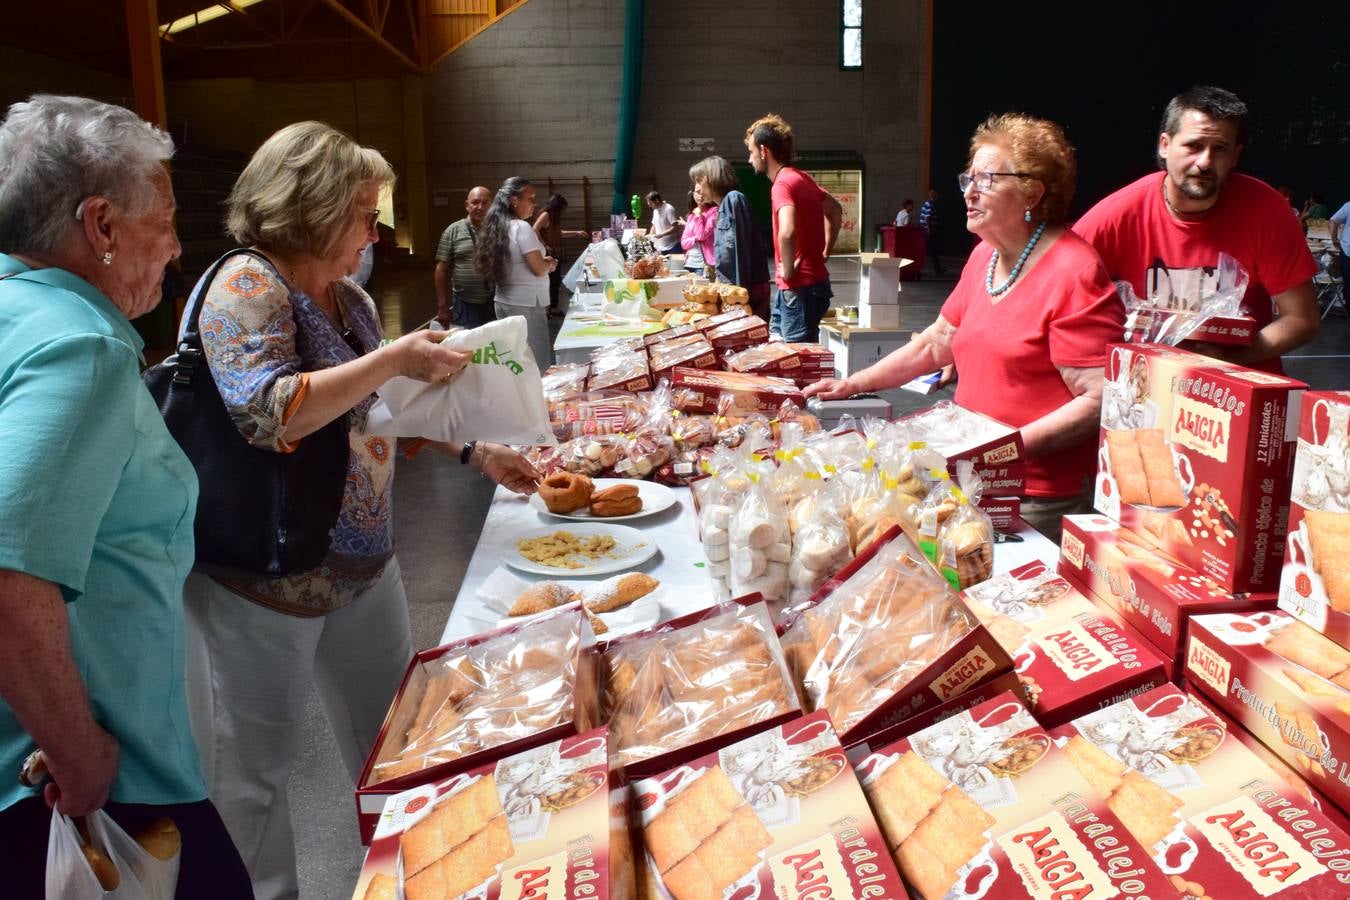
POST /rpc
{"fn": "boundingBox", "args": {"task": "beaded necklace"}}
[985,220,1046,297]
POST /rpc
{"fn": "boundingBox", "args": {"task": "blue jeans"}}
[453,293,495,328]
[771,281,833,342]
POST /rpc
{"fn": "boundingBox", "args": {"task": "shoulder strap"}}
[169,248,272,386]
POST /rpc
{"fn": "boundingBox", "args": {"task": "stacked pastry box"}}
[351,728,623,900]
[355,609,600,843]
[897,401,1026,528]
[1053,684,1350,899]
[1183,610,1350,816]
[1094,343,1305,595]
[669,367,804,416]
[723,342,836,387]
[1059,513,1278,672]
[847,691,1175,899]
[629,711,909,899]
[961,562,1169,727]
[1277,391,1350,649]
[775,527,1013,745]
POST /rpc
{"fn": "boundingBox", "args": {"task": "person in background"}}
[681,185,718,275]
[745,113,843,342]
[805,114,1123,544]
[895,198,914,226]
[646,190,682,255]
[918,188,943,275]
[1074,86,1319,373]
[184,122,539,900]
[434,185,494,328]
[689,155,771,320]
[0,94,251,897]
[1330,199,1350,285]
[532,193,586,318]
[1302,192,1332,225]
[476,177,557,369]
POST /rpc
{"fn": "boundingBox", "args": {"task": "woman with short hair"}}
[183,121,538,899]
[0,94,251,896]
[475,176,556,368]
[806,114,1124,543]
[690,155,771,319]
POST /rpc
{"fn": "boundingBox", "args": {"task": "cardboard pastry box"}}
[352,728,614,900]
[1277,390,1350,649]
[1056,684,1350,899]
[1095,343,1305,593]
[1059,513,1277,667]
[962,562,1169,728]
[897,401,1027,497]
[1184,610,1350,815]
[630,712,908,899]
[850,691,1174,899]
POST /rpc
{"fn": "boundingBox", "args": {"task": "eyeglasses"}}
[361,208,380,231]
[957,171,1030,193]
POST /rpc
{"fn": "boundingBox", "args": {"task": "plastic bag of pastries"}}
[682,282,722,308]
[936,460,994,590]
[528,433,628,477]
[728,462,791,609]
[548,389,647,442]
[694,445,759,597]
[778,529,975,738]
[788,478,854,604]
[600,603,798,769]
[588,352,652,392]
[768,398,822,442]
[542,363,592,403]
[714,282,752,306]
[368,610,586,785]
[609,426,675,480]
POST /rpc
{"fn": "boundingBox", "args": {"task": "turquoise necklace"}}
[985,220,1046,297]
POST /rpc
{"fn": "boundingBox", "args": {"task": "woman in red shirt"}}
[805,114,1123,542]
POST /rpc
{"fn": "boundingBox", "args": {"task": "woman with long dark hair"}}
[475,177,555,368]
[532,192,586,318]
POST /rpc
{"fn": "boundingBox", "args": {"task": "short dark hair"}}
[1161,86,1248,146]
[646,190,662,203]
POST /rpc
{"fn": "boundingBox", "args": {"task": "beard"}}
[1175,170,1220,201]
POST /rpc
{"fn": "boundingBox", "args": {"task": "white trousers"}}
[495,301,553,371]
[183,559,413,900]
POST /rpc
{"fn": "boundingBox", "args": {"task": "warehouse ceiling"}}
[7,0,433,80]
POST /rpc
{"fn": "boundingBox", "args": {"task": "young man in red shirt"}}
[745,113,843,342]
[1073,86,1320,374]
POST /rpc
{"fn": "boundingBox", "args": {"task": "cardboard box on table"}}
[647,335,718,381]
[1277,390,1350,649]
[603,276,692,310]
[704,314,770,354]
[668,367,804,416]
[1124,310,1259,346]
[1053,683,1350,899]
[351,728,614,900]
[961,562,1169,728]
[856,251,906,328]
[629,711,909,900]
[1184,610,1350,814]
[1095,343,1306,593]
[355,610,599,843]
[849,690,1175,899]
[1058,513,1278,670]
[818,321,909,380]
[775,526,1014,747]
[897,401,1027,496]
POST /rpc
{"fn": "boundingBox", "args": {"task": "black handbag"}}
[144,249,349,579]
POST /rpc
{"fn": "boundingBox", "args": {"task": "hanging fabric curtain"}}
[611,0,645,214]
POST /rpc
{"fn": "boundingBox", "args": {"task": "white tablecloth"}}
[552,293,667,365]
[439,486,1060,646]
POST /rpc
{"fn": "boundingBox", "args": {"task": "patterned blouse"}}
[197,254,394,617]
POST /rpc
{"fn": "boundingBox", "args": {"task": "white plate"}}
[530,478,677,522]
[500,591,663,638]
[504,522,658,576]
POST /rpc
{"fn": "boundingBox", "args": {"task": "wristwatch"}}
[459,441,476,465]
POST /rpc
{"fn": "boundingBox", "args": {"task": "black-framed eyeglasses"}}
[340,327,363,355]
[958,171,1031,193]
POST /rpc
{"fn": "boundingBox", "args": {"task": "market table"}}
[552,292,666,365]
[438,485,1059,645]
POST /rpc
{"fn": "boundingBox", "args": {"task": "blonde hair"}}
[227,121,394,260]
[969,113,1076,225]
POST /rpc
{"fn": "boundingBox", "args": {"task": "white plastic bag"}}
[364,316,557,445]
[46,809,179,900]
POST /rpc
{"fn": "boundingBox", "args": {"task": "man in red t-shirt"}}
[1074,86,1319,374]
[745,113,843,342]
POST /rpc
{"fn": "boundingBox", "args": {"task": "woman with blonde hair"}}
[690,155,770,319]
[182,121,537,898]
[806,114,1124,543]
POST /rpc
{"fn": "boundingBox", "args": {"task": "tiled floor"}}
[289,254,1348,899]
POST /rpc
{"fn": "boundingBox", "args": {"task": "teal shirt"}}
[0,254,206,811]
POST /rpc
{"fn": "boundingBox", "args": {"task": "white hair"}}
[0,94,174,256]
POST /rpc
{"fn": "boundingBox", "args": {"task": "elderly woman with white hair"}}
[180,121,538,899]
[0,95,252,895]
